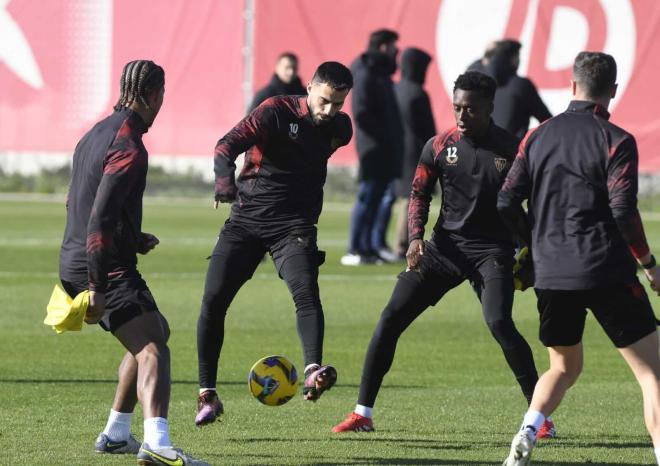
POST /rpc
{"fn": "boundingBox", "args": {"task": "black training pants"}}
[197,220,325,389]
[357,233,538,408]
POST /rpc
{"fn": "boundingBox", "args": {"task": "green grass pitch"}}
[0,196,659,465]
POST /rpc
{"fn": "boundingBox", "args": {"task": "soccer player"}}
[333,71,546,434]
[500,52,660,466]
[195,61,354,426]
[59,60,208,465]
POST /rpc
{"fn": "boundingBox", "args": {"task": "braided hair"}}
[114,60,165,111]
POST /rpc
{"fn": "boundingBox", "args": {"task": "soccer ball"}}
[248,355,298,406]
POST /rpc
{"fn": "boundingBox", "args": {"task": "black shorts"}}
[535,281,657,348]
[60,271,159,333]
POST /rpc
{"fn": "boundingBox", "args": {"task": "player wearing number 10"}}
[333,71,548,434]
[195,61,354,426]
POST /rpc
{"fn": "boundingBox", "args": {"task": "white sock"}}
[199,387,216,395]
[355,404,373,418]
[143,417,171,450]
[102,409,132,441]
[304,363,320,374]
[521,410,545,439]
[654,447,660,464]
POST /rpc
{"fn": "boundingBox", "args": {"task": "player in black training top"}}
[333,71,547,434]
[59,60,209,466]
[500,52,660,466]
[195,62,354,426]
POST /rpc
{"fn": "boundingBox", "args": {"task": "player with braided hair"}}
[59,60,209,465]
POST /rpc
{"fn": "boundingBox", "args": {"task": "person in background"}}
[248,52,307,113]
[342,29,403,266]
[467,40,498,74]
[393,47,436,260]
[486,39,551,139]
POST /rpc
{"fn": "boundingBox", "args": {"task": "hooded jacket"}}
[394,48,436,197]
[486,53,552,139]
[350,51,404,181]
[248,74,307,113]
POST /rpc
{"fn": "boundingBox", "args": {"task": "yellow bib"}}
[44,284,90,333]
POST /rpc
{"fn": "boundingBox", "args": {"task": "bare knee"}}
[551,357,582,386]
[135,341,170,365]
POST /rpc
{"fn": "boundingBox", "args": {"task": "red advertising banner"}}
[254,0,660,173]
[1,0,659,172]
[0,0,244,157]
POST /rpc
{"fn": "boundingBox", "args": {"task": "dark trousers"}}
[349,179,393,254]
[357,234,538,408]
[372,180,396,251]
[197,220,325,388]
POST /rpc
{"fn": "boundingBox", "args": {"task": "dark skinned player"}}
[333,71,549,435]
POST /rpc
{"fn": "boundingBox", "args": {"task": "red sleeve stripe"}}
[86,231,113,253]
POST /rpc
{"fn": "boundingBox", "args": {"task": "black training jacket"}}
[498,100,650,289]
[214,95,353,227]
[60,108,150,292]
[409,123,519,245]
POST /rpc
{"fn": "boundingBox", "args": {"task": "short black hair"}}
[573,51,617,98]
[311,61,353,91]
[277,52,298,63]
[368,29,399,51]
[453,71,496,100]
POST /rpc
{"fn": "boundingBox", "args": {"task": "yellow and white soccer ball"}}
[248,355,298,406]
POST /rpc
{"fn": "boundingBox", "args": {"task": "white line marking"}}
[0,271,397,281]
[0,194,657,218]
[0,238,350,247]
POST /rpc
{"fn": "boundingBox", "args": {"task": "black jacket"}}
[214,96,353,226]
[351,51,403,181]
[395,48,436,197]
[409,123,519,245]
[498,101,649,289]
[60,108,149,292]
[248,74,307,114]
[486,54,552,139]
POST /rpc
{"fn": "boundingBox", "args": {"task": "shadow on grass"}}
[310,460,489,465]
[0,378,424,389]
[207,456,651,466]
[360,462,648,466]
[541,438,652,450]
[223,437,652,465]
[531,463,649,466]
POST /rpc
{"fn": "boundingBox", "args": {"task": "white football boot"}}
[503,429,535,466]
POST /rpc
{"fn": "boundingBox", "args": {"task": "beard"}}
[312,113,332,125]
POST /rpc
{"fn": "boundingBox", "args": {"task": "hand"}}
[644,265,660,296]
[405,239,425,271]
[214,177,238,208]
[138,232,159,254]
[86,291,106,324]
